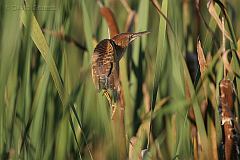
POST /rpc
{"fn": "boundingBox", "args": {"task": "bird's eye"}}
[129,34,133,42]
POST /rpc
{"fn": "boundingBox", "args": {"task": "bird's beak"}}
[130,31,150,42]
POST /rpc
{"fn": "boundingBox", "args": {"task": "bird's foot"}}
[102,90,124,119]
[102,90,116,119]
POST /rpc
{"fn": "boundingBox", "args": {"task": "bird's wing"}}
[91,39,118,90]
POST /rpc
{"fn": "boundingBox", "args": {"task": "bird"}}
[91,31,150,108]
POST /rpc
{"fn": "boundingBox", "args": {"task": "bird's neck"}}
[114,45,126,61]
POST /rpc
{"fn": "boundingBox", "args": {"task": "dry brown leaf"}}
[197,40,207,79]
[207,1,232,42]
[187,41,209,159]
[185,42,210,125]
[196,40,209,101]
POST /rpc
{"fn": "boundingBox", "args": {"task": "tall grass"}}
[0,0,240,159]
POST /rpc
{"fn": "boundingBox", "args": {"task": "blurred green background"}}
[0,0,240,159]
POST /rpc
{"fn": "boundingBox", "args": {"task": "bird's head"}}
[112,31,150,48]
[111,31,150,60]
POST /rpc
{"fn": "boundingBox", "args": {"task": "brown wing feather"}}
[91,39,119,91]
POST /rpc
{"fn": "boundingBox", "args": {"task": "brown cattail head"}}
[219,79,236,160]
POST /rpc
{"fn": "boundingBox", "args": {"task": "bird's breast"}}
[91,39,118,90]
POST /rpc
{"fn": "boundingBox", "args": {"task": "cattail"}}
[219,79,238,160]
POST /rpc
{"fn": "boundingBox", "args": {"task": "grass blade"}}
[20,11,66,106]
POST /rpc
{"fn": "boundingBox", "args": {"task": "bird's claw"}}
[103,90,115,118]
[102,90,124,119]
[103,90,112,106]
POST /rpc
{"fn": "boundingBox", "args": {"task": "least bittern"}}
[91,31,150,115]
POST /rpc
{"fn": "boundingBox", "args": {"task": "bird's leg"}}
[102,90,117,119]
[110,87,122,119]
